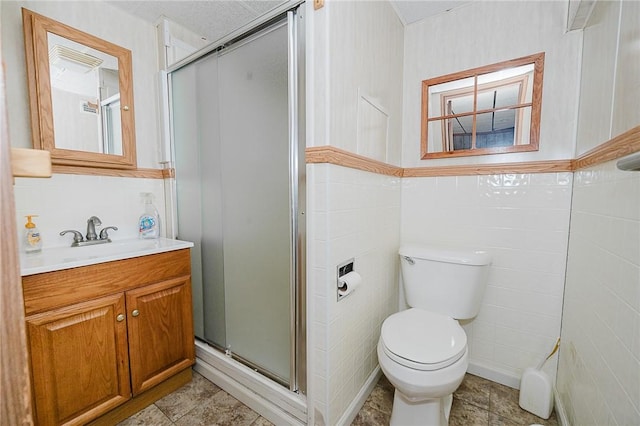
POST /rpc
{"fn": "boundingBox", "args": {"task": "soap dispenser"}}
[24,215,42,253]
[138,193,160,239]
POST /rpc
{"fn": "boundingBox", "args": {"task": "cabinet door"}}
[126,276,195,395]
[26,294,130,426]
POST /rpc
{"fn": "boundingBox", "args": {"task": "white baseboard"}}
[336,367,382,426]
[553,386,570,426]
[467,361,521,389]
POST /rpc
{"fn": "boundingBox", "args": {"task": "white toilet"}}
[377,244,492,426]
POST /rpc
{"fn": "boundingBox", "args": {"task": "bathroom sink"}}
[20,237,194,276]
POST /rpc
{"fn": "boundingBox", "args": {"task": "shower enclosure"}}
[167,5,306,411]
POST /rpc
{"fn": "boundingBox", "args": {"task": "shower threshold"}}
[203,339,289,389]
[194,339,307,425]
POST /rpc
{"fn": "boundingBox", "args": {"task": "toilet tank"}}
[399,244,492,320]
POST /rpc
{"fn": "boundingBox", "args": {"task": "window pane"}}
[477,63,534,85]
[427,76,475,118]
[475,111,515,148]
[477,81,524,111]
[477,63,534,107]
[514,106,532,146]
[427,119,446,152]
[475,109,516,134]
[447,94,474,116]
[451,115,474,151]
[473,105,532,148]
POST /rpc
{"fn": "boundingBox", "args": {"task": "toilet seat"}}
[380,308,467,371]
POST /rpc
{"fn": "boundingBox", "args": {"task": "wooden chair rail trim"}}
[573,125,640,170]
[305,125,640,177]
[305,146,403,177]
[403,160,574,177]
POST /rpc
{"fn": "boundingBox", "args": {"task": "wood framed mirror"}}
[421,53,544,159]
[22,9,136,170]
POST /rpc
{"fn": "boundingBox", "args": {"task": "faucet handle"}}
[99,226,118,240]
[60,230,84,245]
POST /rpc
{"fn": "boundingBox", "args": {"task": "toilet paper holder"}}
[336,258,358,301]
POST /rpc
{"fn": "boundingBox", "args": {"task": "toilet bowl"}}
[378,245,491,426]
[378,308,469,425]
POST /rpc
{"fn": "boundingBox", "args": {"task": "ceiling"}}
[107,0,471,43]
[390,0,470,25]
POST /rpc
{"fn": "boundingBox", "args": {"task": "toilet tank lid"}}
[399,244,491,266]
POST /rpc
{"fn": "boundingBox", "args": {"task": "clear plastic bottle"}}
[24,215,42,253]
[138,193,160,239]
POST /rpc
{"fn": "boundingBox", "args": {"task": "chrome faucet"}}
[60,216,118,247]
[86,216,101,241]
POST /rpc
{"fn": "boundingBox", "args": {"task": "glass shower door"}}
[172,21,292,384]
[217,22,291,383]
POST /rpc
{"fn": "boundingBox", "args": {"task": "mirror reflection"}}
[421,53,544,159]
[48,33,122,155]
[23,8,136,170]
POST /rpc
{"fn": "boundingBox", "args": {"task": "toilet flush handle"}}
[402,256,415,265]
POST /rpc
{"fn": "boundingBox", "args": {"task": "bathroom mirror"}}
[421,53,544,159]
[22,9,136,169]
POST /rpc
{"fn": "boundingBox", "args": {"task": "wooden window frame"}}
[421,53,545,159]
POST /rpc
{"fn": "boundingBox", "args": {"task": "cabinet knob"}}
[116,314,125,322]
[131,309,140,317]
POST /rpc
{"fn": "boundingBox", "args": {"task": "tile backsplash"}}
[14,174,165,251]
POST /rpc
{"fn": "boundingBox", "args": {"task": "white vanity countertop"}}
[20,237,194,276]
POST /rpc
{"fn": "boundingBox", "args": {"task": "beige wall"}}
[576,0,640,155]
[320,0,404,166]
[2,0,161,168]
[402,1,582,167]
[2,1,166,246]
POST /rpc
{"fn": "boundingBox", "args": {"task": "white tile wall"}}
[401,172,573,385]
[14,174,165,252]
[557,160,640,425]
[308,164,401,425]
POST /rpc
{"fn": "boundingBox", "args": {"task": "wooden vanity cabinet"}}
[126,276,193,395]
[26,294,131,425]
[22,249,194,426]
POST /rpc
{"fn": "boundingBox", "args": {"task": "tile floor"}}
[119,370,558,426]
[352,373,559,426]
